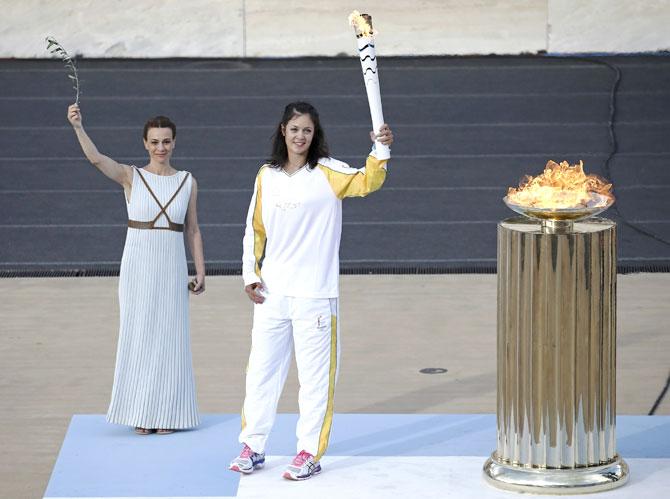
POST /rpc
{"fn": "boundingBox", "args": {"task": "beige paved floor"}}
[1,274,668,498]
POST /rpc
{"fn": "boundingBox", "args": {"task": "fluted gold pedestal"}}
[483,217,629,494]
[483,458,628,494]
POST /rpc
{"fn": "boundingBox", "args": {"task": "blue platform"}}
[44,414,670,498]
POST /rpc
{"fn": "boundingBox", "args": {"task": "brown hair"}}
[268,102,329,169]
[143,116,176,140]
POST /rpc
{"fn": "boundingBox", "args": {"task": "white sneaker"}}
[229,444,265,474]
[282,450,322,480]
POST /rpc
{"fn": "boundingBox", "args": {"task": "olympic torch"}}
[349,11,390,160]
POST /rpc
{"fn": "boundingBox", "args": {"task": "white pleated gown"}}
[107,168,200,429]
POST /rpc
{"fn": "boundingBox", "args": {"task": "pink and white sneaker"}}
[282,450,322,480]
[229,444,265,474]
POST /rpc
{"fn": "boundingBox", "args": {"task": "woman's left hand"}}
[370,124,394,146]
[190,274,205,295]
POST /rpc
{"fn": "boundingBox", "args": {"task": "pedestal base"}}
[483,455,629,495]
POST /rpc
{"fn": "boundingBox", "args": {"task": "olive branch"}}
[45,36,80,105]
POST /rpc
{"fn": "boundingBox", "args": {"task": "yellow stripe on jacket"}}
[252,172,266,277]
[242,165,268,286]
[318,155,387,199]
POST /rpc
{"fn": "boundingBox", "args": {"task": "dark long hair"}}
[143,116,176,140]
[268,102,329,169]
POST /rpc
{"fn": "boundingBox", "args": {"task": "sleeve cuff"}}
[243,273,261,287]
[370,142,391,160]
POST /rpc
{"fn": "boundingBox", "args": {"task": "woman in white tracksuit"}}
[229,101,393,480]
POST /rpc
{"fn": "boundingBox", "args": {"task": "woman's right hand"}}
[67,104,82,128]
[244,282,266,304]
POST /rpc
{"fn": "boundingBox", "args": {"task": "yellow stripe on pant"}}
[241,361,249,430]
[315,313,338,461]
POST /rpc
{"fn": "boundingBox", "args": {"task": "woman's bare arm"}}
[185,177,206,294]
[67,104,132,188]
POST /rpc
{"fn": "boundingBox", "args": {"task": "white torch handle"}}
[357,36,390,160]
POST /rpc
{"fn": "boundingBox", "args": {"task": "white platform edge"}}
[43,456,670,499]
[236,456,668,499]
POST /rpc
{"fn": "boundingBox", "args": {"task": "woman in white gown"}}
[67,104,204,434]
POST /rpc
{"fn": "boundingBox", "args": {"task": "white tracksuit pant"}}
[239,293,340,459]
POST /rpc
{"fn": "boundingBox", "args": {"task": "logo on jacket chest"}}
[274,199,302,211]
[270,187,304,212]
[268,175,327,212]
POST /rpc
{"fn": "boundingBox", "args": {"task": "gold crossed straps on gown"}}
[127,167,191,232]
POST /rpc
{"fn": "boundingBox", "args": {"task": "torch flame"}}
[507,160,614,209]
[349,10,374,37]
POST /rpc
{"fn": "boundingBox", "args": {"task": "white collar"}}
[281,163,308,177]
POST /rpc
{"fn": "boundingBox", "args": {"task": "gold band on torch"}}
[483,217,629,494]
[349,11,390,160]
